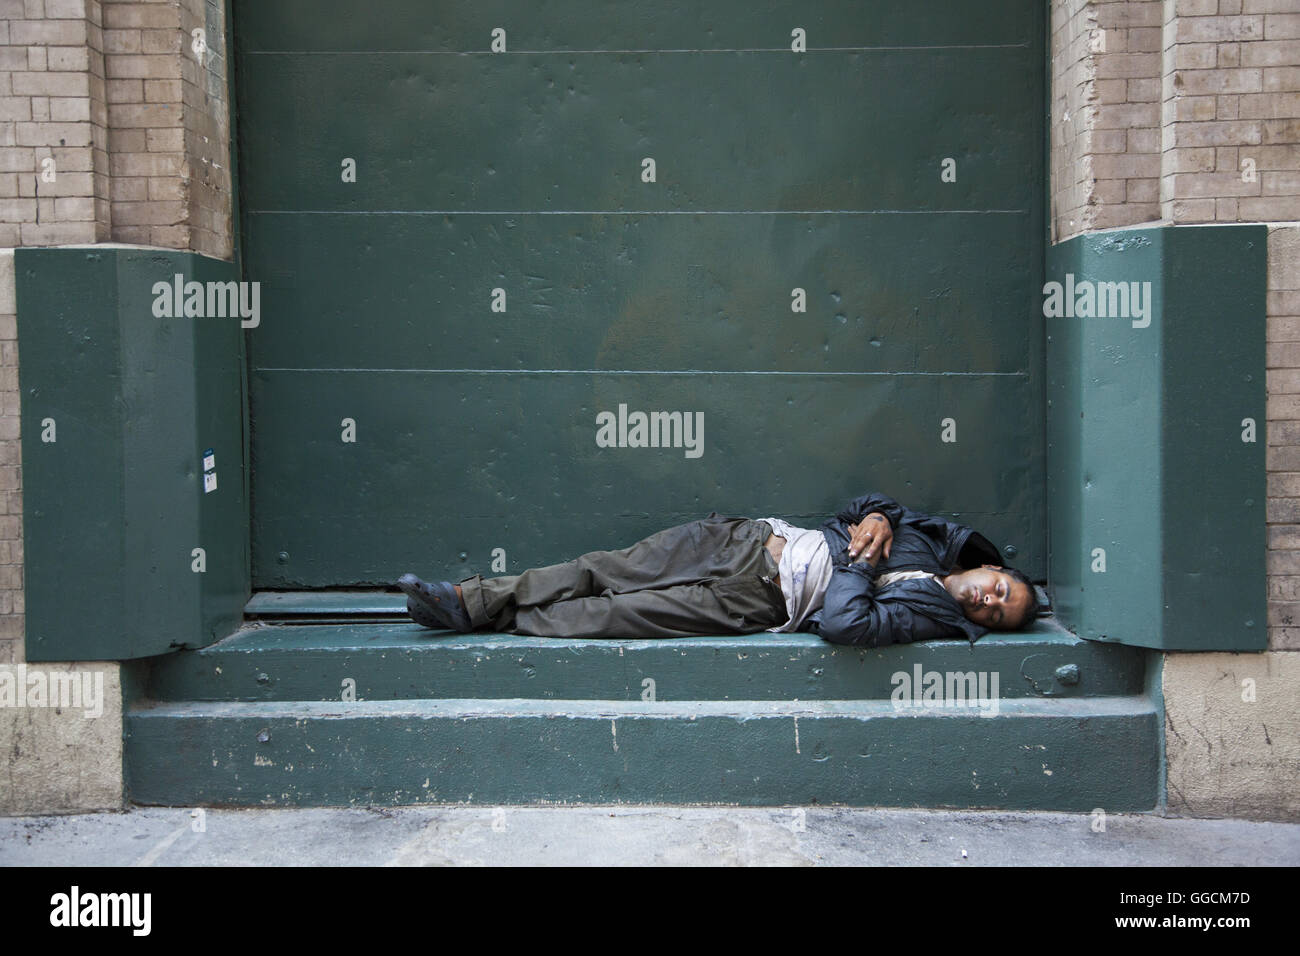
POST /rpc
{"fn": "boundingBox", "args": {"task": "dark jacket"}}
[809,490,1004,646]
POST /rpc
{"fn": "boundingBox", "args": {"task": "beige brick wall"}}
[1052,0,1165,240]
[0,0,230,256]
[1053,0,1299,236]
[103,0,189,246]
[180,0,229,258]
[1161,0,1300,222]
[1092,0,1165,229]
[104,0,230,257]
[0,0,108,245]
[1051,0,1099,240]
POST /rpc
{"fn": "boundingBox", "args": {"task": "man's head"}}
[942,565,1037,630]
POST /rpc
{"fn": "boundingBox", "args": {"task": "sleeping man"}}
[398,490,1038,646]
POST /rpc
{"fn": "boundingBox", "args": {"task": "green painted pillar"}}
[1046,225,1266,651]
[17,248,250,661]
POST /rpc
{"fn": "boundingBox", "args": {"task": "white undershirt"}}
[759,517,834,633]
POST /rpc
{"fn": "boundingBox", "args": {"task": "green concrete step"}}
[143,619,1145,702]
[123,695,1160,809]
[243,590,408,621]
[128,617,1160,809]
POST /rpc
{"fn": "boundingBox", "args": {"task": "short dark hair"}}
[996,566,1038,630]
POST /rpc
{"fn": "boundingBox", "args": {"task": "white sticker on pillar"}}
[204,472,218,494]
[203,448,215,472]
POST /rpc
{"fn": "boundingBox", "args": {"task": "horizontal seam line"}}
[246,44,1031,55]
[247,209,1030,216]
[253,368,1028,376]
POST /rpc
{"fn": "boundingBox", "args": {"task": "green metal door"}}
[234,0,1046,588]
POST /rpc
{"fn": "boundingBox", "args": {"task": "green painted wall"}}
[233,0,1047,587]
[17,249,250,661]
[1045,225,1267,651]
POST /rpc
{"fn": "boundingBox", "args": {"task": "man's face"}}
[945,565,1034,630]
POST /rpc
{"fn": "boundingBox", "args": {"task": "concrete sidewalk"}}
[1,806,1297,866]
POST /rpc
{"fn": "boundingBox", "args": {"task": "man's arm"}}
[836,491,906,530]
[816,562,963,647]
[822,490,905,566]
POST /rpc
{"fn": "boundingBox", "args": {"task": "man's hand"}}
[847,513,893,566]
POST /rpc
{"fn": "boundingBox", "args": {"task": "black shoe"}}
[397,573,473,632]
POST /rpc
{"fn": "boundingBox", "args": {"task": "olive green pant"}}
[458,515,789,638]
